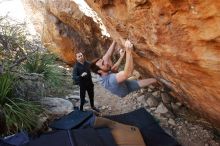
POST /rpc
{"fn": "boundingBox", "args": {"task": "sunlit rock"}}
[23,0,220,127]
[22,0,110,64]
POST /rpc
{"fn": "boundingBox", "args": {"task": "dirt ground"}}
[61,68,220,146]
[78,81,220,146]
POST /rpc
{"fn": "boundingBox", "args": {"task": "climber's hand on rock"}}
[124,40,133,51]
[119,49,125,57]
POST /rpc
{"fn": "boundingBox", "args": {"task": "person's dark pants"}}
[79,85,94,111]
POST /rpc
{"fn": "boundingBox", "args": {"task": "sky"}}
[0,0,88,21]
[0,0,108,36]
[0,0,26,22]
[73,0,109,36]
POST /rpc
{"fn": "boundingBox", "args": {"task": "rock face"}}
[22,0,220,127]
[85,0,220,127]
[22,0,110,64]
[40,97,73,116]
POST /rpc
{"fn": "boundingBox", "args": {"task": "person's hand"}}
[124,40,133,51]
[119,49,125,57]
[81,72,87,77]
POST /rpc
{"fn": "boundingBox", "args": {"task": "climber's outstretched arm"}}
[111,49,125,72]
[102,40,117,67]
[115,40,134,83]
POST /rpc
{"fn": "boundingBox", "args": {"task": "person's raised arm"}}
[111,49,125,73]
[115,40,134,83]
[102,40,117,62]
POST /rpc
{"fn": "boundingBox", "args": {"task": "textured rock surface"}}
[40,97,73,116]
[85,0,220,127]
[22,0,220,127]
[22,0,110,64]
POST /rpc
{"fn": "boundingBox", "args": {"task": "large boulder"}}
[40,97,73,117]
[85,0,220,128]
[22,0,111,64]
[22,0,220,127]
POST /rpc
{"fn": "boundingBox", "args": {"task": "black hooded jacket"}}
[72,61,93,86]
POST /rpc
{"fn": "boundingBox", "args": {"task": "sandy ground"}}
[77,82,220,146]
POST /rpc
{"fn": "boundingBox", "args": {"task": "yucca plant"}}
[4,98,42,134]
[0,72,14,104]
[23,52,63,87]
[0,72,43,135]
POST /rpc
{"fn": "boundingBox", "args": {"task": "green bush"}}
[23,52,63,87]
[4,98,42,134]
[0,16,27,69]
[0,72,42,135]
[0,73,14,106]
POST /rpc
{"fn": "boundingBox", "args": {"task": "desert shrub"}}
[0,72,42,135]
[23,52,63,87]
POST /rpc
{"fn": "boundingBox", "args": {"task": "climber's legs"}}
[137,78,157,88]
